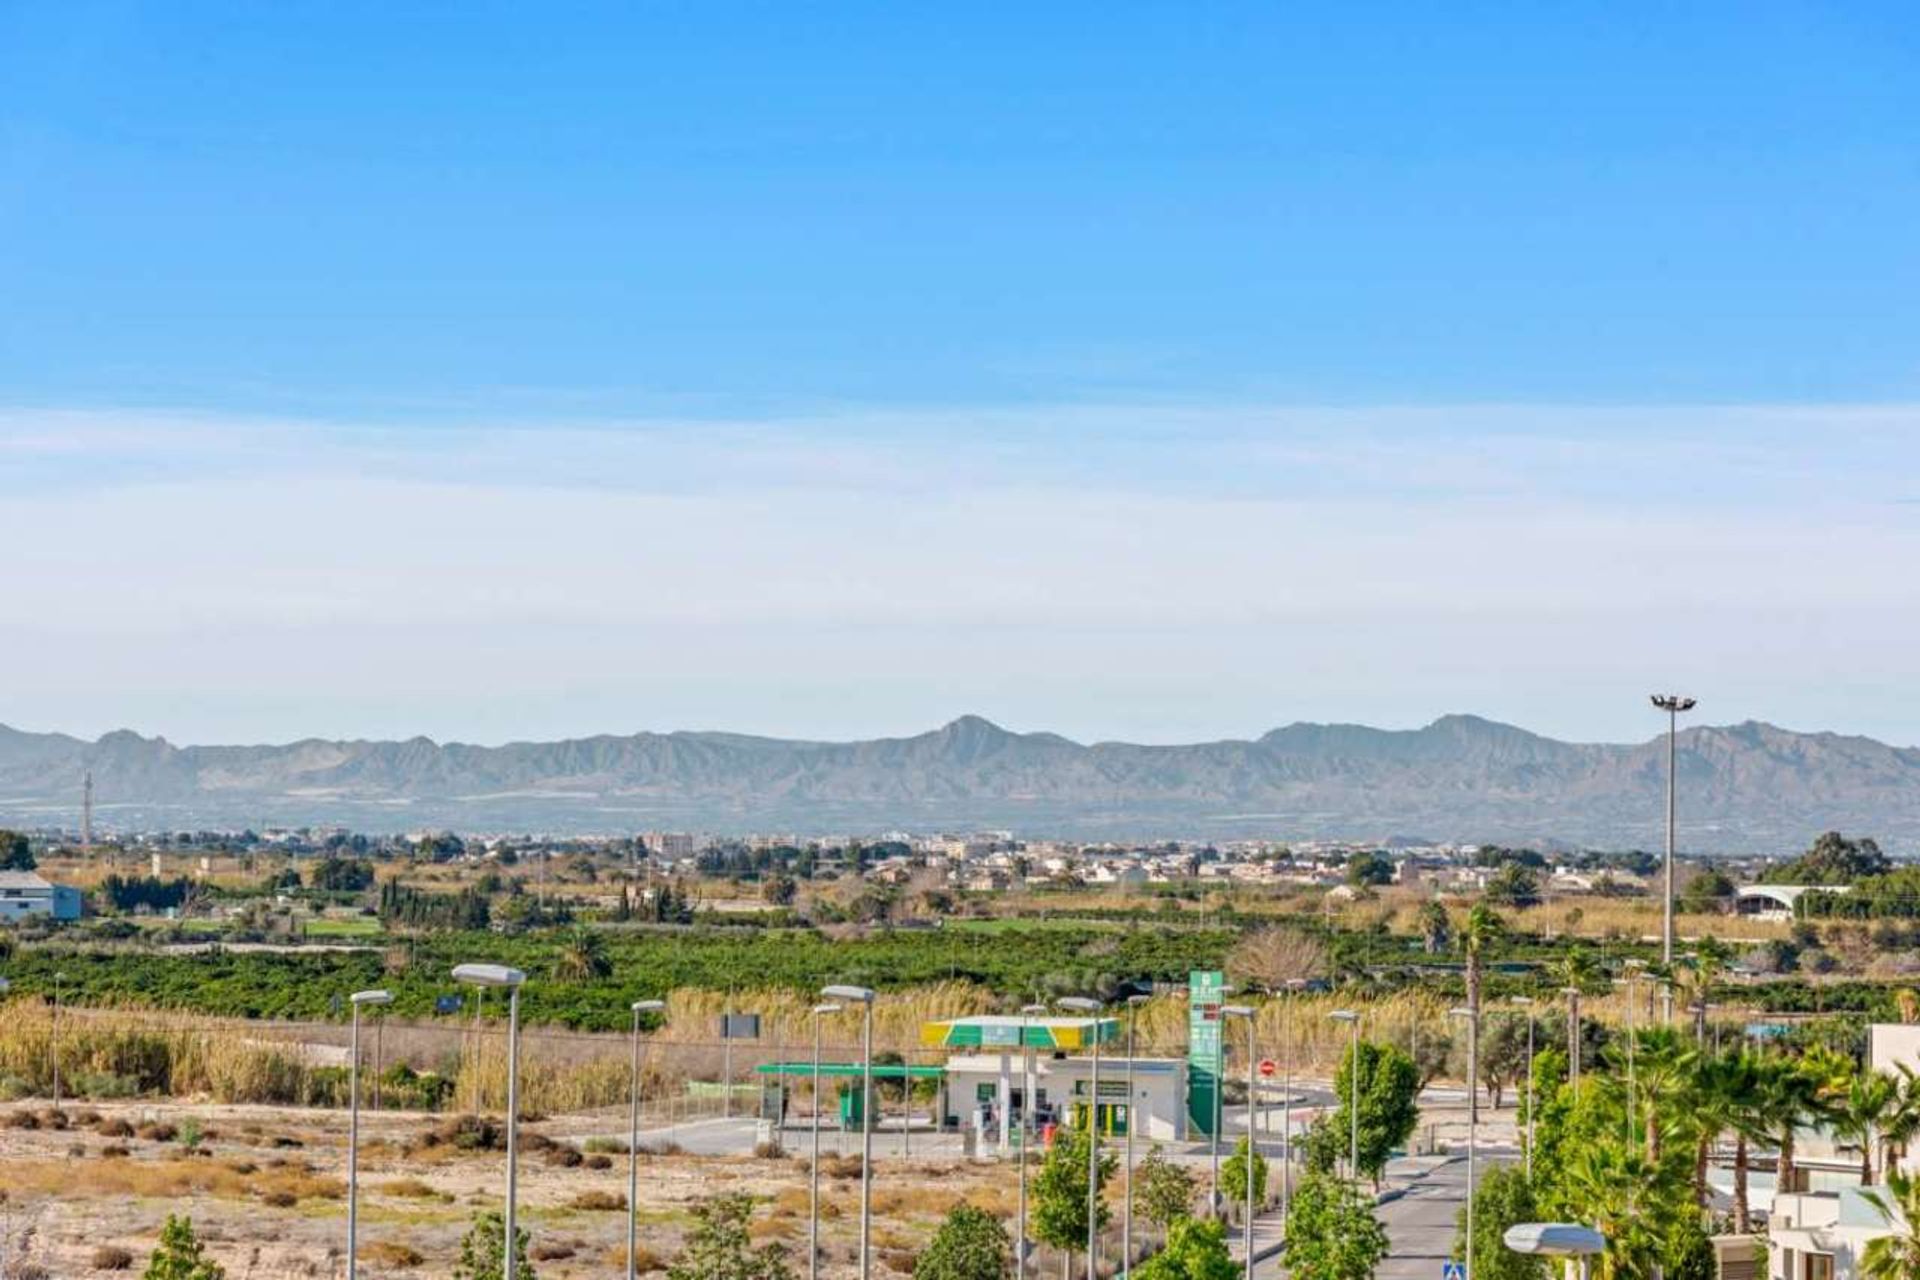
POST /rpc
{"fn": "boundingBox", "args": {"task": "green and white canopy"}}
[920,1014,1121,1050]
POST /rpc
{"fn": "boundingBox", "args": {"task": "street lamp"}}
[1124,993,1149,1278]
[1057,996,1105,1280]
[453,963,528,1280]
[1017,1002,1046,1280]
[1511,997,1535,1181]
[627,999,667,1280]
[1448,1007,1477,1280]
[808,1002,842,1280]
[1560,986,1583,1086]
[51,970,66,1111]
[347,989,392,1280]
[823,984,876,1280]
[1329,1011,1360,1180]
[1651,693,1697,1022]
[1223,1005,1257,1280]
[1281,979,1308,1229]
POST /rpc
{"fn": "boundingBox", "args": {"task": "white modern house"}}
[0,871,83,922]
[1765,1024,1918,1280]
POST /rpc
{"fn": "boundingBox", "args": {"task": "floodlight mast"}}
[1650,693,1698,1017]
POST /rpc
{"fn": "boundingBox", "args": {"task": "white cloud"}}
[2,403,1918,746]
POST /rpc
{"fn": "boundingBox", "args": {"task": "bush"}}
[569,1190,626,1212]
[452,1211,537,1280]
[1132,1217,1237,1280]
[363,1242,424,1269]
[667,1193,795,1280]
[142,1215,225,1280]
[915,1203,1011,1280]
[92,1245,135,1271]
[1135,1146,1196,1228]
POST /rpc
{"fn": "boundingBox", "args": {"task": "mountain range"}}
[3,714,1919,852]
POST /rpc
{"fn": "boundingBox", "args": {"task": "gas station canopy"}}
[919,1015,1122,1050]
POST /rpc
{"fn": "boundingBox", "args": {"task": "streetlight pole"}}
[454,964,528,1280]
[1511,997,1534,1182]
[809,1002,842,1280]
[1281,979,1306,1228]
[1223,1006,1257,1280]
[1058,996,1105,1280]
[347,989,392,1280]
[1124,994,1148,1278]
[628,999,667,1280]
[1651,693,1696,1025]
[1561,986,1583,1087]
[1329,1011,1359,1180]
[824,984,877,1280]
[51,970,66,1111]
[1018,1002,1046,1280]
[1448,1008,1476,1280]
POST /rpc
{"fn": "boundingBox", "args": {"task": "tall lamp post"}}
[51,969,66,1110]
[453,964,528,1280]
[1510,997,1535,1181]
[1651,693,1697,1024]
[1560,986,1583,1086]
[1123,993,1149,1278]
[627,999,667,1280]
[1329,1011,1360,1180]
[1448,1007,1477,1280]
[823,984,876,1280]
[1222,1005,1257,1280]
[347,989,393,1280]
[1057,996,1106,1280]
[808,1002,842,1280]
[1281,978,1307,1228]
[1017,1002,1047,1280]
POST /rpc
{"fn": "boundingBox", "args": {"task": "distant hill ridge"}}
[3,713,1919,851]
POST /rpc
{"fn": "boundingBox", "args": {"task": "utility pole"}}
[1651,694,1696,1024]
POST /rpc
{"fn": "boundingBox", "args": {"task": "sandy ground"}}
[0,1100,1020,1279]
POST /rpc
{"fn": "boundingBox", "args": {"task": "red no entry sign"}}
[1258,1058,1277,1078]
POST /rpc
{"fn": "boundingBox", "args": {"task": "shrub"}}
[914,1203,1011,1280]
[1132,1216,1236,1280]
[141,1215,225,1280]
[92,1245,136,1271]
[363,1242,424,1269]
[667,1193,794,1280]
[451,1211,536,1280]
[569,1190,626,1212]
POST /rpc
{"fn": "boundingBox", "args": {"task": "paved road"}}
[1374,1157,1470,1280]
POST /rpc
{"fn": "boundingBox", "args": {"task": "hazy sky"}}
[3,5,1918,746]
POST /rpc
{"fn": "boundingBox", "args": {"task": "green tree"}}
[915,1204,1012,1280]
[1281,1172,1388,1280]
[667,1193,794,1280]
[1135,1145,1197,1229]
[1680,867,1736,914]
[1133,1217,1238,1280]
[452,1211,537,1280]
[143,1215,226,1280]
[551,927,613,983]
[1031,1123,1116,1268]
[1332,1040,1421,1185]
[1862,1168,1920,1280]
[1416,901,1452,954]
[1219,1135,1268,1216]
[1345,851,1392,888]
[1459,904,1506,1123]
[1483,863,1541,908]
[307,855,374,893]
[0,830,33,871]
[1452,1165,1545,1280]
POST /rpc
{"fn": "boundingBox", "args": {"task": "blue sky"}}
[3,5,1919,747]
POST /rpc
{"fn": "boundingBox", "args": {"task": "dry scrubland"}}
[0,1099,1022,1278]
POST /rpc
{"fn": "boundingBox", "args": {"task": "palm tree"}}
[552,926,613,982]
[1550,946,1601,1082]
[1459,903,1505,1123]
[1835,1070,1898,1186]
[1862,1168,1920,1280]
[1677,940,1731,1043]
[1754,1055,1828,1201]
[1622,1027,1699,1163]
[1560,1141,1679,1280]
[1881,1065,1920,1180]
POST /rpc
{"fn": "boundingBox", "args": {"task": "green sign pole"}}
[1187,970,1224,1136]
